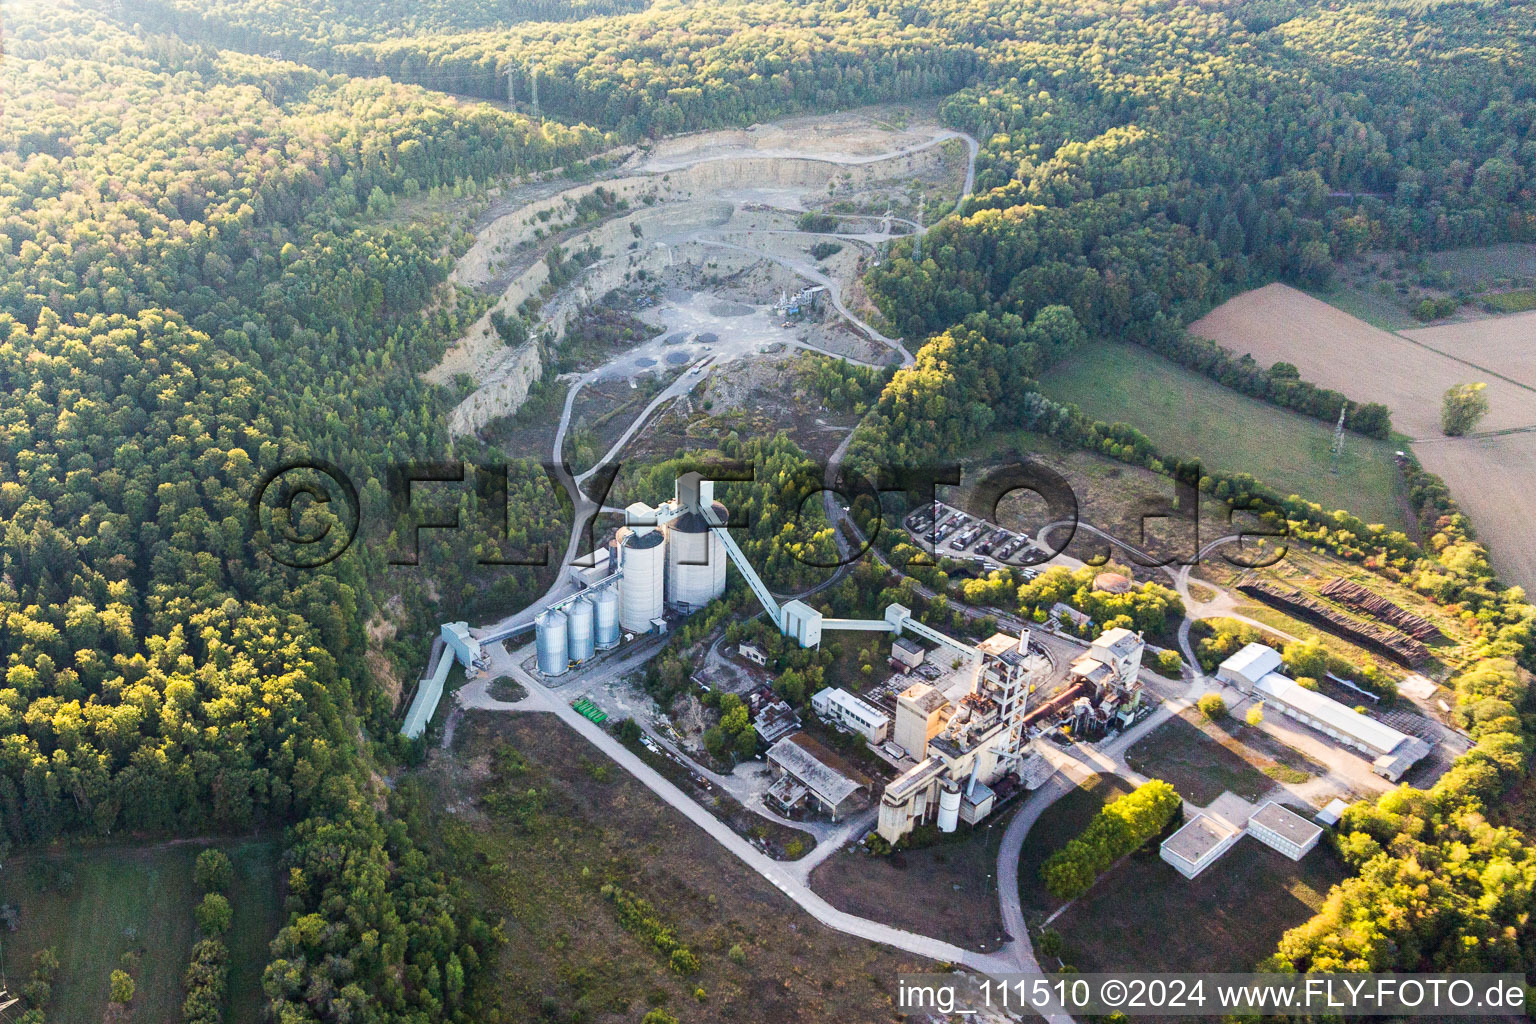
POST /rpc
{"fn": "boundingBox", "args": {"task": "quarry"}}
[425,106,973,439]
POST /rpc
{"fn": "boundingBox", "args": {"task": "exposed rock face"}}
[425,123,959,437]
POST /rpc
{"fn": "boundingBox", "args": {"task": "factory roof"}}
[1220,642,1283,681]
[977,632,1024,657]
[892,637,924,655]
[753,700,802,745]
[1093,626,1142,657]
[962,778,995,808]
[1373,737,1434,781]
[977,633,1028,665]
[883,755,947,801]
[1248,801,1324,849]
[1161,814,1238,867]
[898,683,951,715]
[1070,654,1116,687]
[767,734,869,808]
[1254,673,1411,755]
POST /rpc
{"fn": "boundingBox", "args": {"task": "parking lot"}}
[902,502,1047,573]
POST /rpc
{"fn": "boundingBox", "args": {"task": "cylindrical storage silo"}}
[618,525,666,633]
[937,781,962,833]
[594,587,620,649]
[535,608,569,676]
[664,500,728,611]
[568,597,595,663]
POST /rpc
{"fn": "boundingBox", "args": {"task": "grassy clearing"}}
[966,429,1242,568]
[0,838,281,1024]
[1310,281,1419,330]
[1017,774,1135,924]
[1039,341,1407,529]
[811,810,1014,951]
[1051,838,1347,973]
[410,711,924,1023]
[1125,712,1275,804]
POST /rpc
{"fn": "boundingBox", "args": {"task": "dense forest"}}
[0,4,601,1019]
[5,0,1536,1014]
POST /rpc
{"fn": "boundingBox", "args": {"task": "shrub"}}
[1245,703,1264,726]
[1441,382,1490,436]
[1037,928,1064,958]
[1153,650,1183,676]
[109,970,135,1005]
[1197,694,1227,719]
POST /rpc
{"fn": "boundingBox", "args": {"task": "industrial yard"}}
[395,107,1489,1009]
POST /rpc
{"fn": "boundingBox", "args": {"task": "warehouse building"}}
[1217,643,1432,781]
[765,734,869,820]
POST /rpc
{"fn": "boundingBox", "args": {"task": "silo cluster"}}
[532,484,733,676]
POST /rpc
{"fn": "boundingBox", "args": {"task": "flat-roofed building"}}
[1246,801,1324,860]
[766,734,870,820]
[1160,814,1241,879]
[811,687,890,744]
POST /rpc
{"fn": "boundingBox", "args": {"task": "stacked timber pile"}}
[1236,580,1430,666]
[1320,578,1443,642]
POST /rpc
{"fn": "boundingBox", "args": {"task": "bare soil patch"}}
[810,819,1012,953]
[1399,310,1536,391]
[1414,432,1536,592]
[1189,282,1534,437]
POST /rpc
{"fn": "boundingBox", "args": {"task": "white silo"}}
[664,499,728,611]
[568,597,595,663]
[535,608,569,676]
[594,587,620,649]
[618,503,665,633]
[936,780,962,833]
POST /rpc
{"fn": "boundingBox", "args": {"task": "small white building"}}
[1315,798,1350,828]
[738,642,767,666]
[891,637,925,670]
[1246,801,1323,860]
[1160,815,1241,879]
[811,687,890,744]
